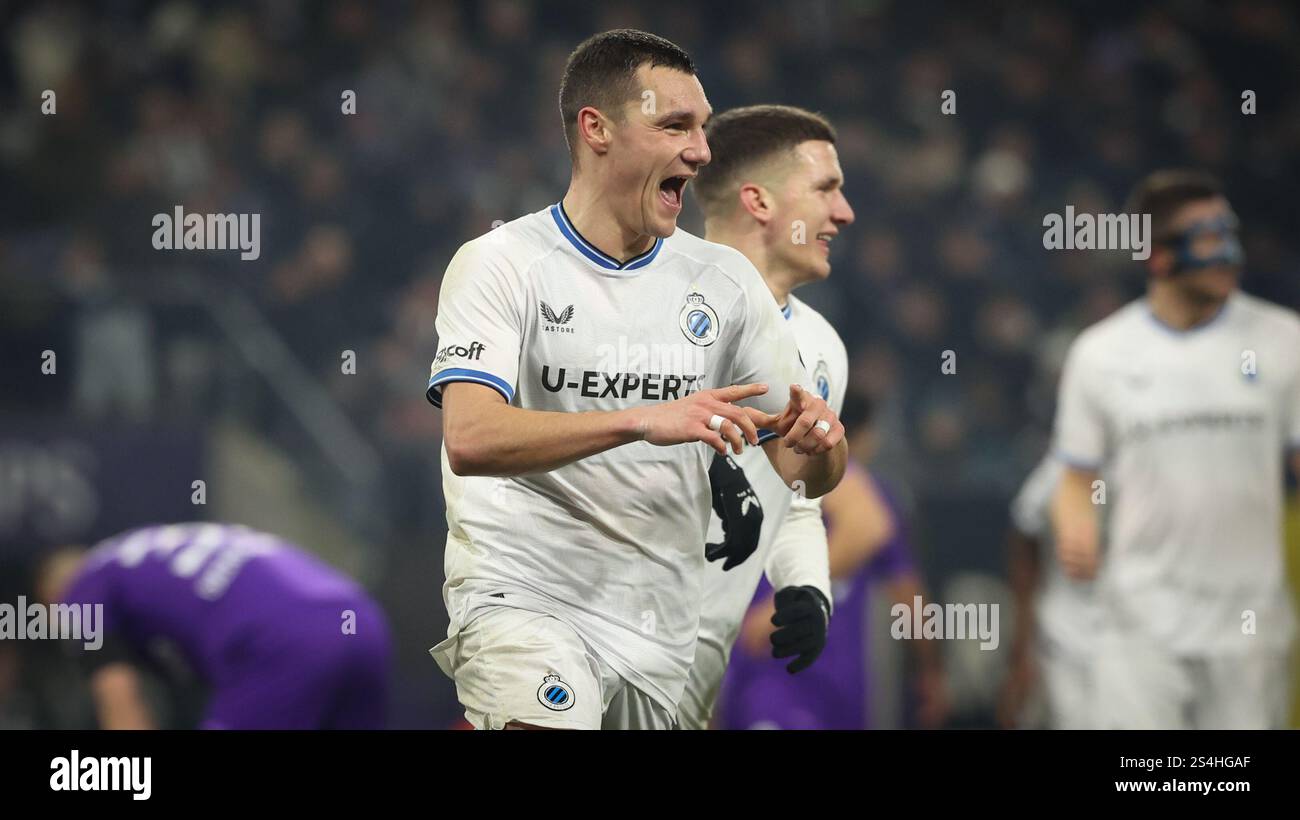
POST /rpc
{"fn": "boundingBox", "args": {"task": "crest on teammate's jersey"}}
[537,673,574,711]
[678,292,720,347]
[813,359,831,401]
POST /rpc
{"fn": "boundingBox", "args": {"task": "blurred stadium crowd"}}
[2,0,1299,728]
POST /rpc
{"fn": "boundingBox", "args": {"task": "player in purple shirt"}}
[37,522,391,729]
[717,401,948,729]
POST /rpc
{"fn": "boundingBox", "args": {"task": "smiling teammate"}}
[675,105,857,729]
[426,31,847,730]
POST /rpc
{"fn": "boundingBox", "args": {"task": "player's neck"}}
[705,224,801,309]
[560,184,656,263]
[763,268,802,311]
[1147,281,1229,331]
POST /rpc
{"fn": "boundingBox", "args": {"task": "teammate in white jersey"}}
[1001,453,1100,729]
[1051,170,1300,729]
[674,105,858,729]
[426,31,847,730]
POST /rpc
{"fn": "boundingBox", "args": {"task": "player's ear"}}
[737,183,773,225]
[576,106,613,156]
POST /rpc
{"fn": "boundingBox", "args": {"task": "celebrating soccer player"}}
[426,31,846,730]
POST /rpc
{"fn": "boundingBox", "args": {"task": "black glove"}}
[771,585,831,674]
[704,453,763,571]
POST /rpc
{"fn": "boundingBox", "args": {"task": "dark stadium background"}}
[1,0,1298,729]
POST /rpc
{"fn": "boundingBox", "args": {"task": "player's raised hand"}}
[634,383,768,456]
[744,384,844,456]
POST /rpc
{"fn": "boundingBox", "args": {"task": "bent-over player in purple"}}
[41,522,391,729]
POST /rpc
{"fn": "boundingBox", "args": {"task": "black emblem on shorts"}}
[537,673,574,711]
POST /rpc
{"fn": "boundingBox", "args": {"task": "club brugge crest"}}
[537,673,574,711]
[679,292,720,347]
[813,359,831,401]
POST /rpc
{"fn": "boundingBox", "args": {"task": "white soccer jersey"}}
[1053,291,1300,654]
[693,294,846,687]
[427,203,809,712]
[1009,454,1099,655]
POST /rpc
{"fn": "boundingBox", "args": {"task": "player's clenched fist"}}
[634,383,769,456]
[745,384,844,456]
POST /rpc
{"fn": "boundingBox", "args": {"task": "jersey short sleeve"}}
[61,561,120,635]
[1010,456,1061,540]
[725,262,813,421]
[426,238,525,408]
[1053,336,1106,470]
[827,333,849,417]
[59,556,129,672]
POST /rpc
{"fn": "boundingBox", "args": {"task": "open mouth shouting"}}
[658,175,691,212]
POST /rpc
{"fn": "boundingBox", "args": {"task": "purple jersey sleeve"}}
[61,550,123,636]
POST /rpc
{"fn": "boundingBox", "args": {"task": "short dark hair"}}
[1123,169,1225,242]
[558,29,696,159]
[695,105,837,217]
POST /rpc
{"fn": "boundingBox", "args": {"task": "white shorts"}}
[1091,629,1292,729]
[677,638,728,730]
[1038,632,1093,730]
[431,604,676,730]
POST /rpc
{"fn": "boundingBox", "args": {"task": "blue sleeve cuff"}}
[1054,449,1100,471]
[427,368,514,408]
